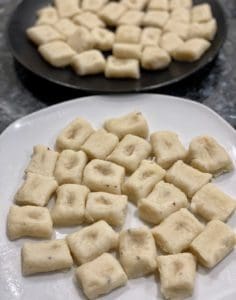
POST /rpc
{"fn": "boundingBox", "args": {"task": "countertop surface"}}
[0,0,236,133]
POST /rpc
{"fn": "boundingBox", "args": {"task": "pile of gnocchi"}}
[7,111,236,300]
[26,0,217,79]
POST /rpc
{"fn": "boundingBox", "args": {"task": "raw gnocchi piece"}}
[123,160,166,204]
[82,0,108,12]
[119,227,157,278]
[67,220,118,264]
[121,0,148,10]
[99,2,127,26]
[192,3,213,23]
[115,25,141,44]
[53,18,78,38]
[54,150,87,185]
[187,135,233,176]
[104,111,149,139]
[72,50,106,76]
[51,184,89,226]
[142,11,169,28]
[172,38,211,62]
[15,173,58,207]
[150,131,187,169]
[118,10,144,26]
[73,12,105,30]
[170,0,192,10]
[76,253,128,300]
[164,19,189,40]
[91,28,115,51]
[157,253,197,300]
[138,181,188,225]
[148,0,169,11]
[26,25,65,46]
[171,7,191,23]
[7,205,53,240]
[107,134,152,173]
[141,46,171,70]
[26,145,58,177]
[36,6,59,25]
[188,19,217,41]
[67,27,95,54]
[83,159,125,194]
[141,27,162,47]
[85,192,128,226]
[190,183,236,222]
[165,160,212,198]
[22,239,73,276]
[113,43,142,60]
[160,32,184,56]
[189,220,236,268]
[81,129,119,159]
[54,0,80,18]
[152,208,204,254]
[56,117,94,151]
[105,56,140,79]
[39,41,76,67]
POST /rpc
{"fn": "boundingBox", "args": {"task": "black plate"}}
[7,0,227,93]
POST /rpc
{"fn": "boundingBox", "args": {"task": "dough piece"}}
[113,43,142,60]
[141,46,171,70]
[157,253,196,300]
[123,160,166,204]
[83,159,125,194]
[172,38,211,62]
[67,220,118,264]
[107,134,152,173]
[54,0,80,18]
[121,0,148,10]
[189,220,236,268]
[73,12,105,30]
[138,181,188,225]
[192,3,213,23]
[72,50,106,76]
[15,173,58,207]
[36,6,59,25]
[22,239,73,276]
[26,25,65,46]
[170,0,192,10]
[67,27,95,53]
[51,184,89,226]
[118,10,144,26]
[160,32,184,56]
[99,2,127,26]
[81,129,119,159]
[171,7,191,23]
[148,0,169,11]
[39,41,76,67]
[82,0,108,12]
[54,150,87,185]
[164,19,189,40]
[53,18,78,38]
[150,131,187,169]
[187,135,233,176]
[26,145,58,177]
[142,11,169,28]
[141,27,161,47]
[104,112,149,140]
[76,253,127,300]
[119,227,157,278]
[105,56,140,79]
[190,183,236,222]
[7,205,53,240]
[85,192,128,226]
[91,28,115,51]
[152,208,204,254]
[165,160,212,198]
[115,25,141,44]
[56,117,94,151]
[188,19,217,41]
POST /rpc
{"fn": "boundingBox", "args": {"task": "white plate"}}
[0,94,236,300]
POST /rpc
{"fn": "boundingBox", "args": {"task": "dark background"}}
[0,0,235,132]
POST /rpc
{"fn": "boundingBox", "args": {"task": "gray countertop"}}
[0,0,236,133]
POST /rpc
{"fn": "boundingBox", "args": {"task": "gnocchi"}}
[27,25,65,46]
[141,46,171,70]
[105,56,140,79]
